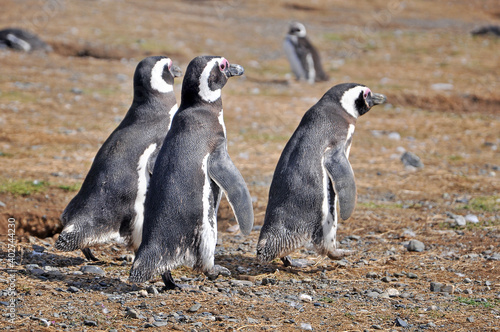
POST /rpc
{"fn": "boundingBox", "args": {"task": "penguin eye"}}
[219,59,228,71]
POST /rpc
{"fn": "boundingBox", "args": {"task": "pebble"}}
[189,303,202,312]
[386,288,400,297]
[366,272,379,279]
[401,151,424,168]
[0,201,6,207]
[80,265,105,276]
[299,294,312,302]
[372,325,383,330]
[467,316,475,323]
[138,289,148,297]
[300,323,313,330]
[146,286,159,296]
[84,320,97,327]
[388,132,401,140]
[67,286,79,293]
[125,308,139,319]
[407,272,418,279]
[395,317,408,327]
[230,280,253,287]
[407,239,425,252]
[431,83,453,91]
[465,214,479,224]
[366,291,380,299]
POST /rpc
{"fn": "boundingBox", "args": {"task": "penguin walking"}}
[256,83,385,267]
[283,22,329,84]
[129,56,254,289]
[55,56,182,261]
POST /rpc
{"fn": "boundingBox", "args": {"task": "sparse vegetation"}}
[0,179,50,196]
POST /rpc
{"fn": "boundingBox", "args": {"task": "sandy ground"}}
[0,0,499,330]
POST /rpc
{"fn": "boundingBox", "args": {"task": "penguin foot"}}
[161,271,189,290]
[81,248,99,262]
[281,256,292,267]
[327,249,354,260]
[206,265,231,280]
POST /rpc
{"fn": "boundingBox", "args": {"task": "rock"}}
[299,294,312,302]
[366,291,380,299]
[146,286,159,296]
[407,239,425,252]
[226,224,240,233]
[80,265,105,276]
[372,325,383,330]
[230,280,253,287]
[0,201,6,207]
[465,214,479,224]
[386,288,400,297]
[84,320,98,327]
[395,317,408,327]
[401,151,424,168]
[125,308,139,319]
[388,132,401,140]
[300,323,313,330]
[487,253,500,261]
[430,282,443,292]
[407,272,418,279]
[153,321,168,327]
[366,272,379,279]
[32,244,45,253]
[261,278,276,286]
[138,289,148,297]
[67,286,79,293]
[189,303,202,312]
[441,284,454,294]
[467,316,475,323]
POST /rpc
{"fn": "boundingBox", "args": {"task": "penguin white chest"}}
[198,153,217,271]
[131,143,157,251]
[320,153,338,251]
[345,124,355,158]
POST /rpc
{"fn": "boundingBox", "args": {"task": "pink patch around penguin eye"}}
[219,58,228,71]
[364,88,371,98]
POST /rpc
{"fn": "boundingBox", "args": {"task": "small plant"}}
[463,196,499,212]
[318,296,335,303]
[0,179,49,196]
[58,183,82,192]
[456,297,497,308]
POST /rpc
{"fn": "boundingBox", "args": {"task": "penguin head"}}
[55,223,83,252]
[181,55,244,105]
[133,56,182,102]
[331,83,386,118]
[288,22,307,38]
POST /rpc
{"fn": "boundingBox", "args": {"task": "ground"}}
[0,0,499,331]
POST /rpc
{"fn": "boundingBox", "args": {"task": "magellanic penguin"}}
[129,55,254,289]
[55,56,182,261]
[283,22,329,84]
[0,28,52,52]
[257,83,386,267]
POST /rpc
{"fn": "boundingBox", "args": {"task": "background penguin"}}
[283,22,329,84]
[129,55,254,289]
[55,56,182,261]
[256,83,386,267]
[0,28,52,52]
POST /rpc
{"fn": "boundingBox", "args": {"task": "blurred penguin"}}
[283,22,329,84]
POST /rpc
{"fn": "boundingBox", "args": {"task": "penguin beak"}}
[225,64,244,78]
[367,93,386,107]
[169,65,183,78]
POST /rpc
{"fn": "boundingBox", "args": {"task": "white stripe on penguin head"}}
[199,57,223,103]
[150,58,173,93]
[340,86,367,119]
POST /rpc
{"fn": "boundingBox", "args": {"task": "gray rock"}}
[146,286,159,296]
[125,308,139,319]
[230,279,253,287]
[67,286,79,293]
[153,321,168,327]
[247,317,259,324]
[431,83,453,91]
[430,282,443,292]
[407,272,418,279]
[80,265,105,276]
[467,316,475,323]
[401,151,424,168]
[366,272,379,279]
[84,320,97,327]
[388,132,401,140]
[366,291,380,299]
[395,317,408,327]
[300,323,313,330]
[386,288,400,297]
[189,303,202,312]
[0,201,6,207]
[407,239,425,252]
[372,325,383,330]
[487,253,500,261]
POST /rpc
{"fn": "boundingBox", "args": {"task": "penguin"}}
[129,55,254,289]
[0,28,52,52]
[55,56,182,261]
[256,83,386,267]
[283,22,329,84]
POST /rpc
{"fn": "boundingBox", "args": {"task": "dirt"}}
[0,0,499,331]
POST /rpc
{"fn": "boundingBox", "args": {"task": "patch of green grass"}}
[58,183,81,192]
[463,196,499,212]
[448,155,463,161]
[1,90,38,103]
[323,33,343,41]
[318,296,335,303]
[0,180,50,196]
[456,297,498,308]
[358,202,403,210]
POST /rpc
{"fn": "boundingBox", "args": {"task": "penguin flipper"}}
[208,144,254,235]
[283,37,306,80]
[323,147,357,221]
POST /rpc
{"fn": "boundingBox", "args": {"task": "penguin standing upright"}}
[129,56,254,289]
[55,56,182,261]
[257,83,385,266]
[283,22,329,84]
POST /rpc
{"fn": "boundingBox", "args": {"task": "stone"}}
[407,272,418,279]
[366,291,380,299]
[467,316,475,323]
[465,214,479,224]
[300,323,313,330]
[67,286,79,293]
[80,265,105,276]
[299,294,312,302]
[138,289,148,297]
[84,320,97,327]
[125,308,139,319]
[441,284,454,294]
[430,282,443,292]
[366,272,379,279]
[188,303,201,312]
[401,151,424,168]
[395,317,408,327]
[386,288,400,297]
[407,239,425,252]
